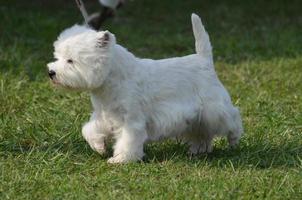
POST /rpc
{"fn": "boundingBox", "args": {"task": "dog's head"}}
[47,25,116,90]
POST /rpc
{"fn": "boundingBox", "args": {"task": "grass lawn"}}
[0,0,302,199]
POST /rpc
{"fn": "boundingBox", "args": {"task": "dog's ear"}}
[96,31,111,48]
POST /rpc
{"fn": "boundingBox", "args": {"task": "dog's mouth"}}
[48,74,62,86]
[48,73,58,83]
[49,78,60,87]
[49,78,80,91]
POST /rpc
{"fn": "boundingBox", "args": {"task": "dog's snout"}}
[48,70,56,79]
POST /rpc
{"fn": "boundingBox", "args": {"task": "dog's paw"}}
[82,125,106,155]
[107,153,142,164]
[228,136,240,147]
[107,155,131,164]
[84,137,106,155]
[189,141,205,155]
[91,142,106,155]
[83,135,106,155]
[188,141,213,155]
[107,156,127,164]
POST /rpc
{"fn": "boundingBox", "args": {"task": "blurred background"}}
[1,0,301,78]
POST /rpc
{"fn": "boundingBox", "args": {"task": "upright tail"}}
[191,13,212,58]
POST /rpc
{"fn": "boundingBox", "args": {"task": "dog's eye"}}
[67,59,73,64]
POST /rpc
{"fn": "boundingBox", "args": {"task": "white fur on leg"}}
[188,139,213,155]
[206,139,213,153]
[228,135,240,147]
[108,121,147,163]
[228,107,243,147]
[189,140,206,155]
[82,121,106,155]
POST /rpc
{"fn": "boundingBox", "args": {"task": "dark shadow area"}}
[144,140,301,169]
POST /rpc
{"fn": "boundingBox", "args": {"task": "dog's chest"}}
[92,98,126,135]
[91,89,126,131]
[100,105,126,133]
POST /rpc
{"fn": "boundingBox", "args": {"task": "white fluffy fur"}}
[47,13,243,163]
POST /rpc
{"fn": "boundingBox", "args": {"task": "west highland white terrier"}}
[47,14,243,163]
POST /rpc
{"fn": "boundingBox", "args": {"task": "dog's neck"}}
[90,44,139,105]
[111,44,138,76]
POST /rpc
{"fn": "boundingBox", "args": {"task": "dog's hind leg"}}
[188,139,206,155]
[227,107,243,147]
[186,130,213,155]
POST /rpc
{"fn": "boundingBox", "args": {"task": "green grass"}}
[0,0,302,199]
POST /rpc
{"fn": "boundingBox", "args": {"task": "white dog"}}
[47,14,243,163]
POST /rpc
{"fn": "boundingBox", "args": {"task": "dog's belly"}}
[145,100,200,141]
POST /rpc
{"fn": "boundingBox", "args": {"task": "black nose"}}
[48,70,56,79]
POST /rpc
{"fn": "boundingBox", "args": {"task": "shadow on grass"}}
[143,140,301,169]
[1,131,301,171]
[3,138,300,169]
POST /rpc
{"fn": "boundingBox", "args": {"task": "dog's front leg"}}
[108,121,147,164]
[82,120,106,155]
